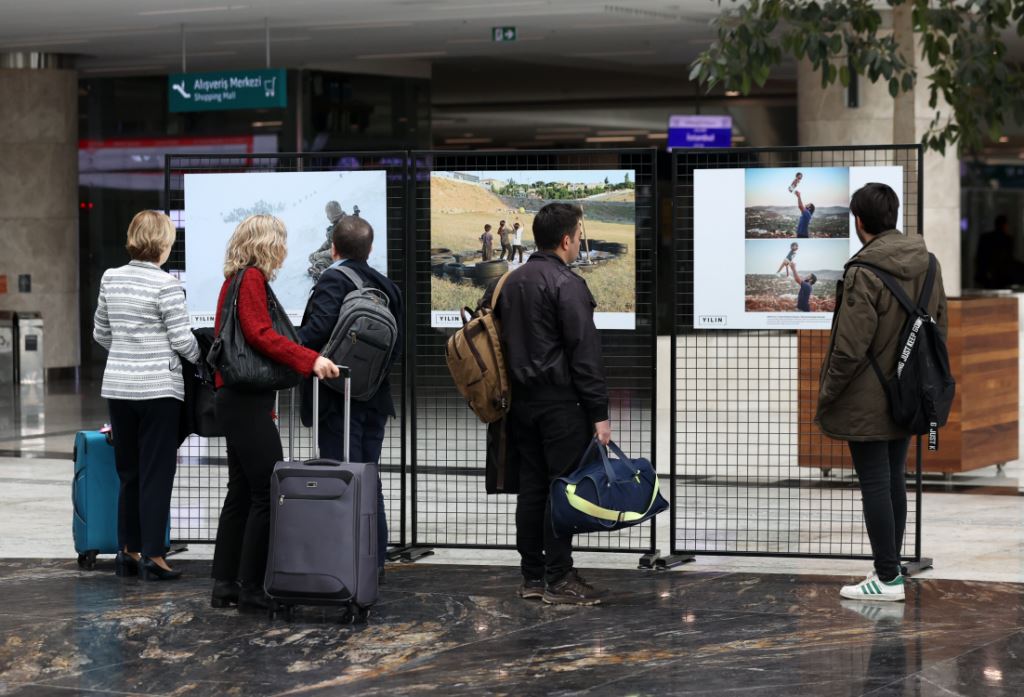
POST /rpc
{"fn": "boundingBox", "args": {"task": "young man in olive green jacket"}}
[816,183,947,602]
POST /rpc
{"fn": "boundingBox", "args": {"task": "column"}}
[0,53,80,371]
[796,18,962,296]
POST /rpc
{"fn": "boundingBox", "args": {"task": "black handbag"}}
[206,268,302,392]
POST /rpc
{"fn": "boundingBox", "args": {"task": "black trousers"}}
[319,396,389,569]
[107,398,180,558]
[848,438,911,581]
[512,400,592,585]
[211,388,282,585]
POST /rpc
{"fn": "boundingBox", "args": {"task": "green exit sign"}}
[492,26,517,42]
[168,69,287,113]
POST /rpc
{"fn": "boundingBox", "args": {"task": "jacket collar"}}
[528,250,566,266]
[129,260,161,270]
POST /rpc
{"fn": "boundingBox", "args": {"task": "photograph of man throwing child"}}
[745,167,850,239]
[745,238,847,313]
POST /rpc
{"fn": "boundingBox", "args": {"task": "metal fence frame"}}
[669,144,931,571]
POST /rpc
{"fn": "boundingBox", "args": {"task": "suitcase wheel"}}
[340,604,369,625]
[77,550,98,571]
[268,601,294,621]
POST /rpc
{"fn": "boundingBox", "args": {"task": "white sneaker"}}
[840,574,905,602]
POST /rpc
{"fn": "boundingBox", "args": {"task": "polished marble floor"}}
[0,560,1022,696]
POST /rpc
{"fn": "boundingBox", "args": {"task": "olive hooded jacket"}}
[815,230,948,441]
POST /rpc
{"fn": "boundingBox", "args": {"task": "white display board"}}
[693,165,904,330]
[183,170,388,326]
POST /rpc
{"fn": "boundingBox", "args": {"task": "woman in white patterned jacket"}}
[93,210,200,581]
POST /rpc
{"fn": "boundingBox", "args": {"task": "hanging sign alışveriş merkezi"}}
[168,69,287,112]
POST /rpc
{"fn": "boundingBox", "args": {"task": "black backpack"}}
[848,255,955,450]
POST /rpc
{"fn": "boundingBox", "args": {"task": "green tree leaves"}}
[691,0,1024,155]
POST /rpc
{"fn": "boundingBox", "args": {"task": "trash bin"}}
[15,312,44,385]
[0,311,13,386]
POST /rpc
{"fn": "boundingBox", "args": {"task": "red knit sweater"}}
[214,268,318,389]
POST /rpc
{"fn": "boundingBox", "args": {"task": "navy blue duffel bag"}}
[550,438,668,537]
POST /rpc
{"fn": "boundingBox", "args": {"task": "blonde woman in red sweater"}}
[210,214,339,612]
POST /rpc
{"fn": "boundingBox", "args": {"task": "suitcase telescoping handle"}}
[311,366,351,462]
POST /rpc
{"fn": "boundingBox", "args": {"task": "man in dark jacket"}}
[495,202,611,606]
[816,183,947,603]
[298,215,402,572]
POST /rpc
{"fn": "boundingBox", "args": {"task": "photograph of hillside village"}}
[430,169,636,327]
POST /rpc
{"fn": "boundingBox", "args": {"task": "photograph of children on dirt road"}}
[430,169,636,329]
[745,167,850,239]
[744,239,848,313]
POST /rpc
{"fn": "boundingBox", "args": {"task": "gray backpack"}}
[320,265,399,401]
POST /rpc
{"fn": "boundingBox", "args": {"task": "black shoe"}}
[238,584,269,613]
[542,569,608,606]
[517,577,545,600]
[211,580,240,608]
[139,557,182,581]
[114,551,139,578]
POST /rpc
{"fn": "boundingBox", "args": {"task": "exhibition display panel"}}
[410,149,659,558]
[673,145,931,568]
[164,152,410,551]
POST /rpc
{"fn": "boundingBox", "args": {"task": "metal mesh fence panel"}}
[410,149,658,554]
[671,145,925,561]
[164,151,408,548]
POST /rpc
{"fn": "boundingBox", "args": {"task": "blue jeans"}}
[318,400,389,568]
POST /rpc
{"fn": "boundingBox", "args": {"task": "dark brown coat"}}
[815,230,948,441]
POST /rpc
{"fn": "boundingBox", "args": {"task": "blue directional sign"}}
[668,115,733,149]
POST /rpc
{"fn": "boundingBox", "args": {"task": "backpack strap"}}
[916,254,938,315]
[333,264,365,290]
[846,261,919,316]
[489,271,513,309]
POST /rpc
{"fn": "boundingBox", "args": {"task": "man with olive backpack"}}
[816,183,953,603]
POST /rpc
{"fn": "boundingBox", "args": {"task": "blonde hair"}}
[222,214,288,280]
[126,210,176,262]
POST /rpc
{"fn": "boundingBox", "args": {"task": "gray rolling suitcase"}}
[265,368,379,623]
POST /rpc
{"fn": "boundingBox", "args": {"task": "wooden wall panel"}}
[797,297,1019,474]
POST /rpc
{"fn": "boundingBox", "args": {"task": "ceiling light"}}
[433,1,546,10]
[537,127,592,133]
[309,21,413,31]
[216,37,311,45]
[0,39,90,48]
[646,133,668,140]
[80,65,166,74]
[139,5,249,16]
[585,136,636,143]
[725,90,741,97]
[444,137,493,144]
[252,121,283,128]
[356,51,446,60]
[733,135,747,143]
[596,130,648,136]
[153,51,237,59]
[999,136,1010,143]
[569,50,656,58]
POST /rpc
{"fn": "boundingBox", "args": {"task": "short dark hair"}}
[533,202,582,250]
[484,224,492,231]
[331,215,373,262]
[807,203,815,214]
[499,220,506,225]
[850,183,899,235]
[808,273,817,285]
